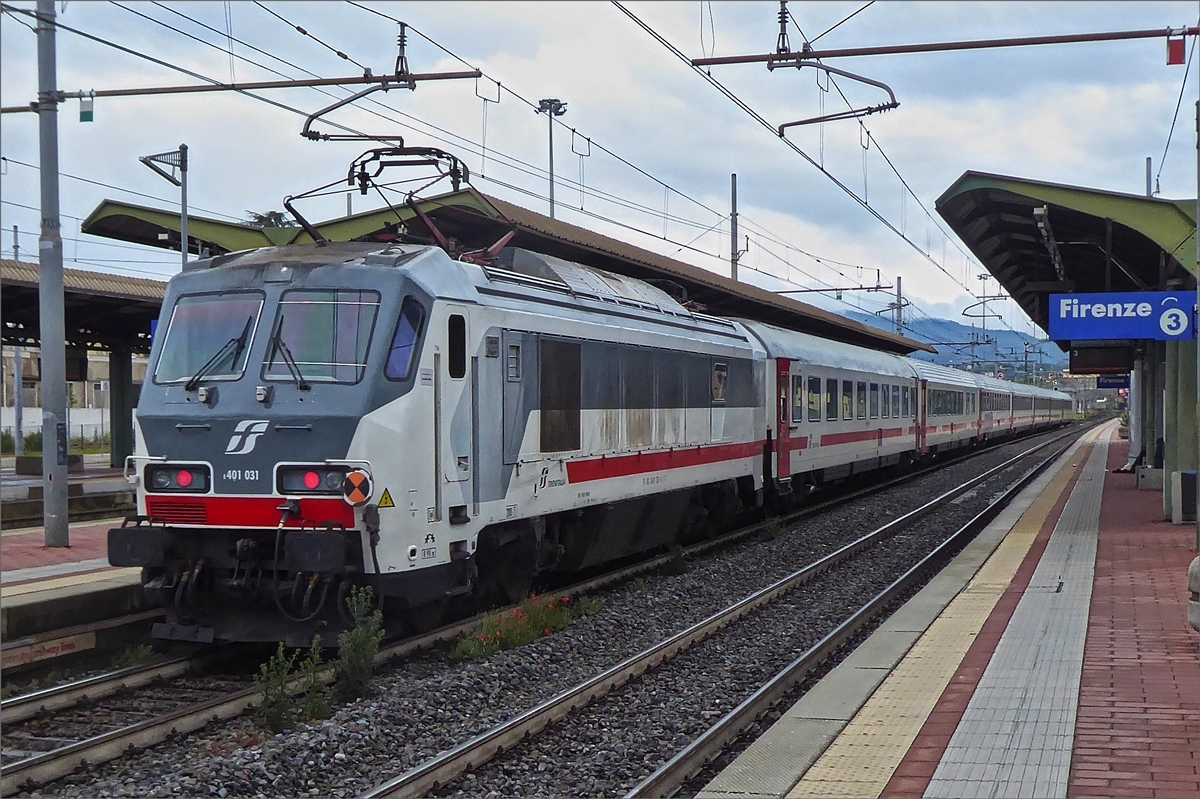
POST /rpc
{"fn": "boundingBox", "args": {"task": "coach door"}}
[442,307,473,501]
[501,331,537,465]
[776,359,791,484]
[917,379,929,453]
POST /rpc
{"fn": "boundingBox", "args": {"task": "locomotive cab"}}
[108,243,466,644]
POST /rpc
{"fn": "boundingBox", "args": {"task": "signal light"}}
[304,471,321,490]
[176,470,194,488]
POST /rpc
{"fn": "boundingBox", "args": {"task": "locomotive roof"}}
[83,190,935,356]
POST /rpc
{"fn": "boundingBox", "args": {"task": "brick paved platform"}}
[700,421,1200,799]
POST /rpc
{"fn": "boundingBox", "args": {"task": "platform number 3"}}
[1159,307,1188,337]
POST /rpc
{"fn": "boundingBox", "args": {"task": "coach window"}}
[448,315,466,379]
[540,339,581,452]
[869,383,880,419]
[892,385,901,418]
[825,378,839,421]
[880,383,890,418]
[712,363,728,403]
[808,376,822,422]
[902,386,910,419]
[856,381,867,419]
[842,380,854,420]
[791,375,805,423]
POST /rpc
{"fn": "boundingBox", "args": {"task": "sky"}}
[1,1,1197,346]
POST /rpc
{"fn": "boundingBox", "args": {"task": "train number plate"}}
[222,469,261,481]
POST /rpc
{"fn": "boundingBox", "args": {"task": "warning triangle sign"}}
[378,488,395,508]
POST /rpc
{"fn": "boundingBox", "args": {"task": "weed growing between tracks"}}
[252,586,381,732]
[110,643,156,670]
[453,594,603,660]
[333,586,385,704]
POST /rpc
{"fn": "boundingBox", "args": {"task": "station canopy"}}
[936,170,1197,344]
[1,258,163,353]
[82,188,931,355]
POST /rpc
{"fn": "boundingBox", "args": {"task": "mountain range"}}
[844,311,1068,375]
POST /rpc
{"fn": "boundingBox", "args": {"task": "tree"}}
[246,210,296,228]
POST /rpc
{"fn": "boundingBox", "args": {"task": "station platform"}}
[1,517,152,664]
[1,455,134,527]
[701,420,1199,799]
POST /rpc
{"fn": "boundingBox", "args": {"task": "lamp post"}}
[139,144,188,268]
[536,99,567,218]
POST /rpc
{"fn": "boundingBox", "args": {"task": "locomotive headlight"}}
[145,465,210,492]
[278,465,348,495]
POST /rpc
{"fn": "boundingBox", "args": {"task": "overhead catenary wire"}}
[610,2,984,304]
[252,1,368,73]
[120,0,914,310]
[10,1,944,326]
[342,0,934,318]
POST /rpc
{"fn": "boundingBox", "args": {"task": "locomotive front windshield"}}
[154,292,263,383]
[264,289,381,384]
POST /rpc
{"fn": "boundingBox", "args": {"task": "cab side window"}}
[385,296,426,381]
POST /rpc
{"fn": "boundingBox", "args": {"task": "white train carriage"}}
[413,248,768,603]
[909,361,983,454]
[740,321,918,494]
[975,373,1019,440]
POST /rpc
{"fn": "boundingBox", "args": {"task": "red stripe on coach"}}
[566,440,763,483]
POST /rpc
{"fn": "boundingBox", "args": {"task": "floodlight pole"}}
[36,0,69,547]
[139,144,189,267]
[179,144,188,269]
[536,99,567,218]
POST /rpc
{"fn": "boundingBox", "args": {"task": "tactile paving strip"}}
[924,434,1109,799]
[777,427,1103,799]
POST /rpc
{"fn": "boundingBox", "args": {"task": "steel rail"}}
[624,430,1086,798]
[1,644,234,725]
[0,423,1084,796]
[359,425,1087,799]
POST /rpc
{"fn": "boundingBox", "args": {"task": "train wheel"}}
[477,535,536,606]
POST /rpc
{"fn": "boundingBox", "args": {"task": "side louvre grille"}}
[146,499,208,525]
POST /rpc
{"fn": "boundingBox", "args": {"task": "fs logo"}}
[533,466,566,494]
[225,420,269,455]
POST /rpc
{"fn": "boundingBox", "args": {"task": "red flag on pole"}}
[1167,33,1186,65]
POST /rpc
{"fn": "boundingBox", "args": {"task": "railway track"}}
[0,423,1086,797]
[359,424,1089,798]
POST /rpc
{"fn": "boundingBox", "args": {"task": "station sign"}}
[1049,291,1196,341]
[1096,374,1130,389]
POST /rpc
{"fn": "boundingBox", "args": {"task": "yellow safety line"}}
[1,567,142,599]
[787,428,1104,799]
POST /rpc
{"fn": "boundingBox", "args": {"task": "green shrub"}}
[253,642,298,733]
[24,431,42,453]
[111,643,155,669]
[1,430,12,455]
[333,586,384,703]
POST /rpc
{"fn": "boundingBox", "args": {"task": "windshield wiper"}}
[184,316,252,391]
[268,316,311,391]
